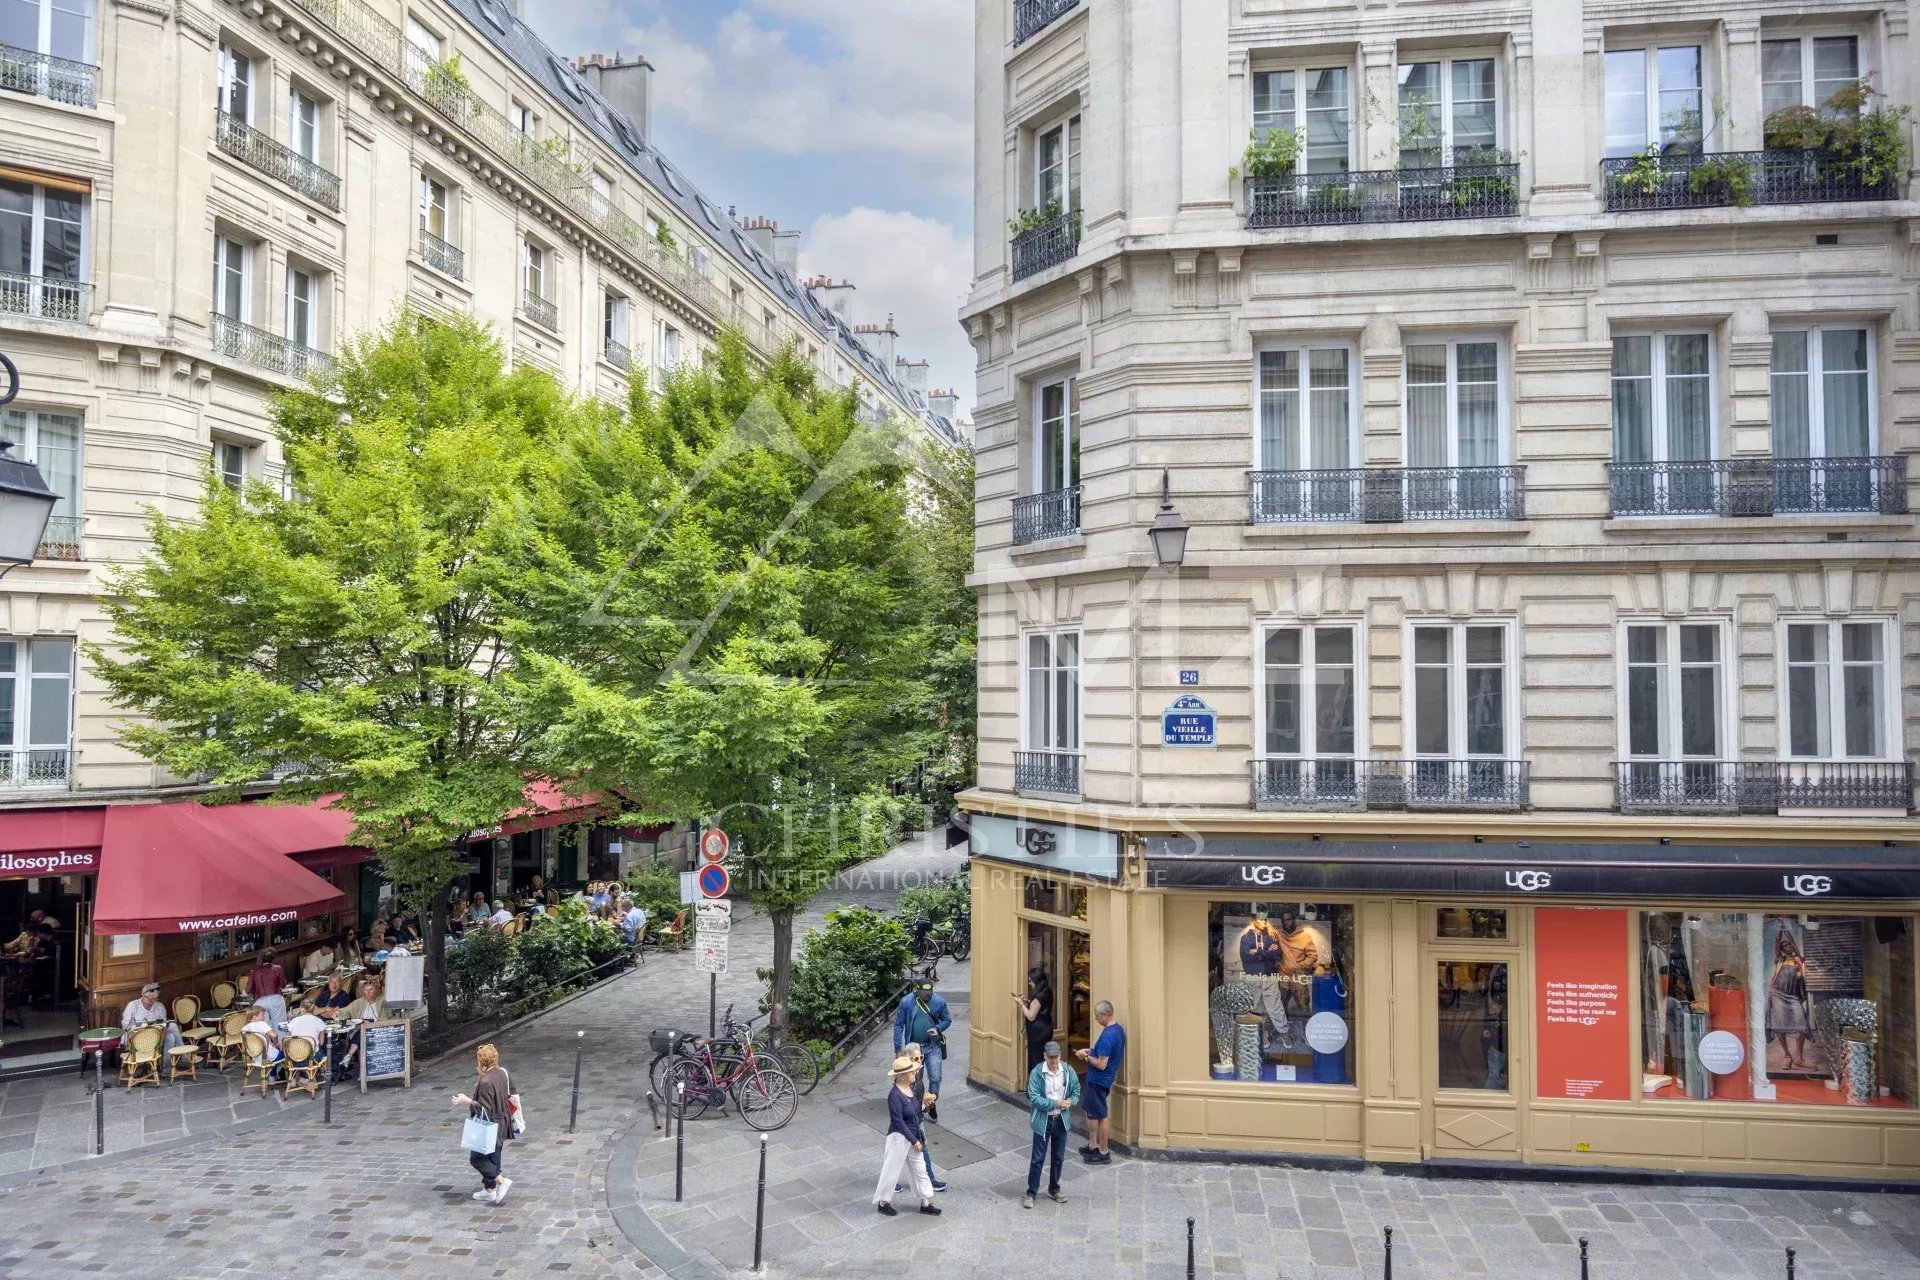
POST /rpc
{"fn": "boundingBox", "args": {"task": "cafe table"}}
[76,1026,120,1073]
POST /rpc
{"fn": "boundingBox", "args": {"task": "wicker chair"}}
[175,995,215,1051]
[282,1034,323,1099]
[166,1038,201,1083]
[119,1025,163,1090]
[205,1010,247,1072]
[241,1031,277,1095]
[656,909,690,950]
[208,980,237,1012]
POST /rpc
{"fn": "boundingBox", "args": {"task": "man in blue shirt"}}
[892,980,952,1121]
[1074,1000,1125,1164]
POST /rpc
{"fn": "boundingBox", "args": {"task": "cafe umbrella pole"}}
[324,1049,334,1124]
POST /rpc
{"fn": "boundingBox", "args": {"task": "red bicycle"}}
[659,1005,798,1131]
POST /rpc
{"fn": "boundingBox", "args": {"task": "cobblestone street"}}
[1,833,1918,1280]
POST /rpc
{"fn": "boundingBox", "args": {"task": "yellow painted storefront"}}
[966,813,1920,1182]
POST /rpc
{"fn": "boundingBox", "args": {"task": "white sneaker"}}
[491,1177,513,1204]
[471,1189,493,1201]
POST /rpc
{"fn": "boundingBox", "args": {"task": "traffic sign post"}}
[694,898,731,976]
[697,862,730,899]
[699,827,730,862]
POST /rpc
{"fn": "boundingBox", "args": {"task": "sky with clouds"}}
[525,0,977,419]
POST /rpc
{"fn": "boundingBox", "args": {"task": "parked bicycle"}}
[648,1005,799,1131]
[744,1010,822,1096]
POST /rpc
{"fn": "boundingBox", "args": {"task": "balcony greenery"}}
[1241,126,1301,180]
[1763,78,1912,189]
[1008,199,1080,238]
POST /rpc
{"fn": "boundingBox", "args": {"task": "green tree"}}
[913,437,977,816]
[509,333,934,1035]
[89,313,576,1033]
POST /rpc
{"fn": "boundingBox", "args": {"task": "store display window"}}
[1641,911,1916,1108]
[1436,907,1507,940]
[1206,902,1354,1085]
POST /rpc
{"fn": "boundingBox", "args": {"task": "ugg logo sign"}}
[1014,826,1057,857]
[1782,874,1833,897]
[1505,869,1553,892]
[1238,865,1287,886]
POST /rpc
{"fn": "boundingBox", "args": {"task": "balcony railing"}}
[1252,758,1530,809]
[1010,211,1079,282]
[1615,761,1914,813]
[210,312,332,380]
[603,341,632,371]
[1250,466,1525,524]
[418,228,464,279]
[0,43,96,108]
[1246,163,1519,229]
[214,110,342,211]
[1610,457,1909,517]
[1252,758,1365,807]
[1015,749,1082,796]
[1012,486,1080,544]
[0,748,70,789]
[36,515,81,561]
[1600,149,1899,213]
[0,271,89,324]
[1013,0,1079,45]
[522,291,559,331]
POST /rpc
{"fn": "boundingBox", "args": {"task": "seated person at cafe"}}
[387,910,421,946]
[241,1004,284,1069]
[339,977,383,1073]
[121,982,183,1051]
[621,900,648,944]
[334,928,362,968]
[489,900,513,928]
[466,892,491,928]
[301,938,338,980]
[364,920,390,954]
[2,923,39,959]
[286,1002,331,1059]
[528,873,546,900]
[314,970,353,1014]
[246,949,289,1023]
[588,882,611,911]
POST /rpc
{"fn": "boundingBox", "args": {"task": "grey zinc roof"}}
[447,0,927,419]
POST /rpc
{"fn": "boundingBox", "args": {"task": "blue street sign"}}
[1161,693,1217,748]
[697,863,730,898]
[1179,669,1200,686]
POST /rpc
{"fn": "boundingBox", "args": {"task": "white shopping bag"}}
[460,1114,499,1154]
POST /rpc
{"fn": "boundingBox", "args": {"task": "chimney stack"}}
[895,356,930,395]
[928,388,959,420]
[573,52,654,142]
[806,277,858,322]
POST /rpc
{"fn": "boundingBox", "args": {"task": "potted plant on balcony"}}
[423,55,472,115]
[1449,147,1518,211]
[1242,127,1301,182]
[1008,200,1079,241]
[1687,152,1758,206]
[1764,79,1912,196]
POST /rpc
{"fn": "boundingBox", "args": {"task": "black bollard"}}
[709,973,717,1039]
[1579,1237,1589,1280]
[674,1082,686,1202]
[1786,1248,1796,1280]
[1384,1226,1393,1280]
[753,1132,768,1271]
[92,1051,104,1156]
[1186,1216,1195,1280]
[324,1054,334,1124]
[568,1030,584,1134]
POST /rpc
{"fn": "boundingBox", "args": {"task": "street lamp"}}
[0,351,56,570]
[1147,468,1190,569]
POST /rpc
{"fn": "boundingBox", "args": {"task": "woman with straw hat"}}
[871,1053,940,1217]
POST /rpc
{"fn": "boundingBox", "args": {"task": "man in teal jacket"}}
[1022,1039,1079,1209]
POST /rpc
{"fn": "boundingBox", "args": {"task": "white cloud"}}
[798,209,974,420]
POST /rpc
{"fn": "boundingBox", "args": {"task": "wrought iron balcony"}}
[1600,149,1899,213]
[0,748,70,789]
[210,312,332,380]
[522,290,559,331]
[36,515,81,561]
[1370,758,1530,809]
[1011,486,1080,545]
[1010,211,1079,282]
[1246,163,1519,229]
[1616,761,1914,813]
[603,341,632,371]
[1015,749,1081,796]
[418,228,464,279]
[1252,758,1364,807]
[0,271,89,323]
[215,110,341,211]
[0,43,96,108]
[1250,466,1525,524]
[1610,457,1908,517]
[1013,0,1080,45]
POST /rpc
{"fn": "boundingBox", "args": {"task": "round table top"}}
[196,1012,226,1025]
[78,1027,120,1042]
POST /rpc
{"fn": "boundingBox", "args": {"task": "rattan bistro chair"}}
[241,1031,276,1095]
[208,980,237,1013]
[282,1035,323,1099]
[175,995,215,1050]
[167,1038,201,1083]
[119,1025,163,1090]
[656,909,689,950]
[206,1010,247,1072]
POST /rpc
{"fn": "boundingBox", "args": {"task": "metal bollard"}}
[753,1133,768,1271]
[568,1030,584,1134]
[1384,1226,1393,1280]
[324,1056,334,1124]
[1186,1216,1195,1280]
[1786,1248,1796,1280]
[674,1082,686,1202]
[93,1051,104,1156]
[1578,1237,1589,1280]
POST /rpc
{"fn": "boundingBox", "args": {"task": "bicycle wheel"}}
[768,1039,822,1095]
[733,1062,798,1131]
[664,1057,716,1119]
[946,929,971,962]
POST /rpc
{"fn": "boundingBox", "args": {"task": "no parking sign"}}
[697,862,730,898]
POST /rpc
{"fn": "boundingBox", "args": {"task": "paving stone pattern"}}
[0,831,1916,1280]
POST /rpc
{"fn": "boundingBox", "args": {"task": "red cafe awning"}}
[92,803,347,935]
[219,795,374,871]
[0,805,104,878]
[473,780,609,839]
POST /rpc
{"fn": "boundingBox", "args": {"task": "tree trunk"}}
[424,890,449,1036]
[769,906,794,1046]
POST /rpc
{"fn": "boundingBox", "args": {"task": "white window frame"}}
[1761,32,1862,116]
[1253,620,1367,761]
[1777,617,1898,762]
[213,438,249,491]
[419,174,452,243]
[404,15,441,65]
[1253,342,1358,471]
[1395,54,1503,167]
[0,407,81,522]
[521,238,547,301]
[513,102,535,138]
[1404,619,1517,760]
[1401,335,1508,467]
[8,0,94,62]
[1769,324,1876,458]
[217,40,254,123]
[284,264,316,349]
[1616,619,1732,761]
[212,235,249,323]
[1609,330,1717,463]
[603,292,629,351]
[1033,113,1081,213]
[1030,372,1076,496]
[0,175,88,286]
[1251,63,1355,174]
[656,319,682,374]
[590,170,613,201]
[0,637,76,769]
[1604,43,1706,157]
[689,245,710,278]
[287,87,320,162]
[1019,626,1082,754]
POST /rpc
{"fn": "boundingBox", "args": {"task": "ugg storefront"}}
[966,813,1920,1182]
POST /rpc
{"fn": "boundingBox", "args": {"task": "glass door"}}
[1024,918,1091,1064]
[1423,947,1522,1160]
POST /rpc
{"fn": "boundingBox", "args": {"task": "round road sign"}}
[699,828,730,862]
[697,863,731,898]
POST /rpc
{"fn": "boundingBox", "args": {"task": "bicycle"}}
[652,1006,799,1131]
[745,1011,822,1096]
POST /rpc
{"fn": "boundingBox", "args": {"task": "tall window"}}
[211,235,247,321]
[1397,58,1498,167]
[1771,327,1870,458]
[603,292,629,351]
[656,320,682,372]
[1762,36,1859,117]
[513,103,534,137]
[284,265,315,348]
[521,238,546,300]
[214,439,248,491]
[1784,620,1890,759]
[590,171,612,201]
[0,176,83,296]
[1253,67,1351,174]
[0,0,93,61]
[1405,340,1501,468]
[1611,333,1711,462]
[404,16,440,65]
[1257,346,1351,471]
[216,41,252,121]
[1260,625,1358,760]
[287,89,319,162]
[0,408,79,532]
[1410,623,1509,758]
[689,246,710,278]
[419,176,450,241]
[1034,375,1076,495]
[1623,622,1724,759]
[0,638,74,779]
[1604,45,1703,157]
[1035,114,1081,213]
[1023,629,1080,753]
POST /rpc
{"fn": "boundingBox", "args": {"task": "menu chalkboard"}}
[359,1018,412,1092]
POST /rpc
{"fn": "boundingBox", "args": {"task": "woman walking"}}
[452,1043,513,1204]
[871,1054,940,1218]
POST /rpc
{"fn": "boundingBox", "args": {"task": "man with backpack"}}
[892,979,951,1121]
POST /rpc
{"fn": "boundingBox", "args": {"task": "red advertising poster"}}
[1535,907,1630,1101]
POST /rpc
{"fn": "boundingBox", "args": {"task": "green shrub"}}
[899,866,970,930]
[511,920,585,1001]
[785,906,912,1042]
[1242,127,1301,180]
[1689,153,1757,206]
[623,858,685,930]
[446,925,512,1015]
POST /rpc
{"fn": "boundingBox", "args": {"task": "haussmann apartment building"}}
[960,0,1920,1183]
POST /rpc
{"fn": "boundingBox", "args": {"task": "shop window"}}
[1435,907,1507,940]
[1641,911,1916,1107]
[1436,961,1509,1090]
[1206,902,1354,1085]
[194,930,230,965]
[233,924,265,956]
[269,918,298,948]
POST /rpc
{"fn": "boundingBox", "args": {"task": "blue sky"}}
[526,0,977,418]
